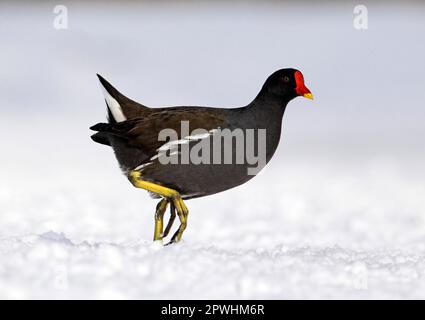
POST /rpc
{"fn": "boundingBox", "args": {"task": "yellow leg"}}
[163,202,176,238]
[154,199,168,241]
[129,171,179,198]
[128,170,189,243]
[169,198,188,244]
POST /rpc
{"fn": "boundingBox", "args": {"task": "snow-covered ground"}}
[2,154,425,299]
[1,1,425,299]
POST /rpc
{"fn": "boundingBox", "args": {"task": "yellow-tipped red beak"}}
[303,92,314,100]
[294,71,314,101]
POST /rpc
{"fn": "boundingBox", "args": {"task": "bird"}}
[90,68,313,244]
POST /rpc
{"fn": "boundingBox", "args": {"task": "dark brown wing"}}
[90,107,225,158]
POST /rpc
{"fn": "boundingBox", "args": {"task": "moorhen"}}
[90,68,313,244]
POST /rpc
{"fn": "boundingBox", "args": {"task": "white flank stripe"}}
[134,162,153,171]
[156,128,219,153]
[157,139,187,152]
[150,150,179,161]
[185,132,211,140]
[100,84,126,122]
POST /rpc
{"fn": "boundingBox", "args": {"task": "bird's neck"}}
[235,93,288,164]
[244,91,289,120]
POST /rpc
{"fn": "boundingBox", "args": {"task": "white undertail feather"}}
[99,83,127,122]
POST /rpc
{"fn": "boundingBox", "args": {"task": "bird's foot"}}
[127,170,189,245]
[168,196,189,243]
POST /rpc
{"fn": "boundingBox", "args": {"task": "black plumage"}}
[90,69,313,242]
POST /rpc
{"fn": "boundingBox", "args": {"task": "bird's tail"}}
[96,74,150,124]
[90,118,137,145]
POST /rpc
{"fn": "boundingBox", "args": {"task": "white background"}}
[0,1,424,299]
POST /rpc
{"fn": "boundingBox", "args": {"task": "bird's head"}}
[260,68,313,103]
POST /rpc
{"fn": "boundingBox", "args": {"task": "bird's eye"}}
[283,76,290,83]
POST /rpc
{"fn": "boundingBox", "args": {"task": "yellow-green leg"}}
[163,202,176,238]
[168,197,188,244]
[154,199,168,241]
[128,170,189,244]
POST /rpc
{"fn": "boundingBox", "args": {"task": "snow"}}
[1,159,425,299]
[2,229,425,299]
[1,1,425,299]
